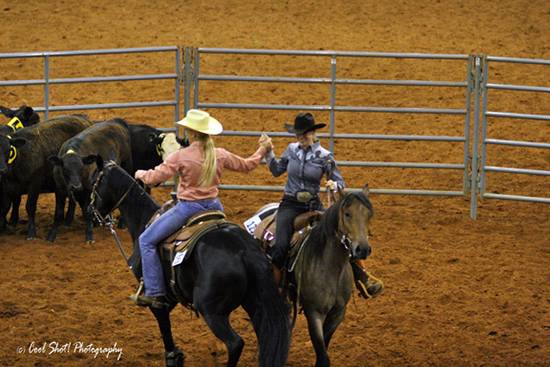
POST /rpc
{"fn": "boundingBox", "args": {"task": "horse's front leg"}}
[322,305,346,350]
[304,309,330,367]
[150,306,185,367]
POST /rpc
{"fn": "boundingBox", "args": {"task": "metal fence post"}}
[43,54,50,120]
[479,55,489,196]
[174,47,182,123]
[183,47,191,115]
[470,56,482,219]
[193,48,200,109]
[462,55,474,195]
[329,56,337,153]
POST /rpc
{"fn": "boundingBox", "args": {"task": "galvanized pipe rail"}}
[0,46,182,121]
[192,47,473,201]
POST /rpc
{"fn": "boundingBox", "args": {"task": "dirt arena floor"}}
[0,1,549,366]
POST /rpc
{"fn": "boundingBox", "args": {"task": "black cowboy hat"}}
[284,112,326,135]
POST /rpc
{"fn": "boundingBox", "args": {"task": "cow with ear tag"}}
[0,105,40,132]
[0,105,44,227]
[48,118,133,243]
[0,115,92,237]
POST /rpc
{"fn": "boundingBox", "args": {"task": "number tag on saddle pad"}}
[243,202,279,235]
[244,215,262,235]
[172,249,188,266]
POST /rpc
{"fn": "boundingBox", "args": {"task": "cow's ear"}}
[21,106,37,123]
[82,154,98,165]
[48,155,63,166]
[10,137,27,148]
[0,106,15,118]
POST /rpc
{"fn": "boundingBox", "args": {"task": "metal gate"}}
[1,46,548,219]
[0,46,182,125]
[470,55,550,218]
[185,47,474,205]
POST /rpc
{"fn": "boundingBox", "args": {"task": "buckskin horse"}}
[88,158,290,367]
[256,185,374,367]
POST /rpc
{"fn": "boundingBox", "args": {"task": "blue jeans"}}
[139,198,223,296]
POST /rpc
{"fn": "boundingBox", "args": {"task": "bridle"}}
[89,161,136,226]
[88,161,136,268]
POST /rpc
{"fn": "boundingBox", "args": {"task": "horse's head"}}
[88,156,134,224]
[335,184,374,260]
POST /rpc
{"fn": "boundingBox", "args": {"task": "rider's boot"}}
[350,259,384,299]
[129,279,168,309]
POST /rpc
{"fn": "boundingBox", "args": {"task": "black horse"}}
[88,159,290,367]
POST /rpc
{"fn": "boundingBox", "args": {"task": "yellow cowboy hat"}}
[176,109,223,135]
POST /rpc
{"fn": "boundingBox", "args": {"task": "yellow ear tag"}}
[156,143,163,157]
[8,146,17,164]
[7,117,24,131]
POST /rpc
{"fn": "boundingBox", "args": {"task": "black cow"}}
[49,118,133,243]
[0,105,43,226]
[0,115,92,238]
[126,123,184,173]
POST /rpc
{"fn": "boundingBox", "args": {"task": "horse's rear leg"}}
[202,313,244,367]
[150,306,185,367]
[305,311,330,367]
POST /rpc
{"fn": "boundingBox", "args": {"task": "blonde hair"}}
[192,130,217,187]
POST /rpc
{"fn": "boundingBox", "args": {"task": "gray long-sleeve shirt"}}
[266,141,345,197]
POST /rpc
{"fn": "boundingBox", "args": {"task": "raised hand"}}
[259,133,273,152]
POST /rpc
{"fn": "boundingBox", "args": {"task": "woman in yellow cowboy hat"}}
[133,109,272,307]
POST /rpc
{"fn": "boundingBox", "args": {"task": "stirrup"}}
[129,280,144,304]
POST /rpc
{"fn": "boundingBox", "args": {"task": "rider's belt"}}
[295,191,314,203]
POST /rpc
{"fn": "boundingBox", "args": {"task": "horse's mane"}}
[308,191,374,246]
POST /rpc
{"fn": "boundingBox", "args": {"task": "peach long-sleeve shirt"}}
[135,141,267,201]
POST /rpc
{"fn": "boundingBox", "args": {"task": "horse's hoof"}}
[165,347,185,367]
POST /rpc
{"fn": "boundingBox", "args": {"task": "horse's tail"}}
[242,241,291,367]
